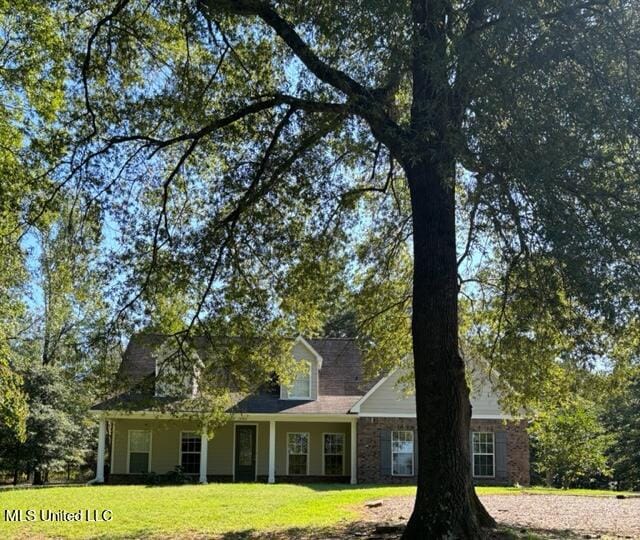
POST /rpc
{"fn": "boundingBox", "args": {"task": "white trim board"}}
[349,370,396,413]
[91,411,356,422]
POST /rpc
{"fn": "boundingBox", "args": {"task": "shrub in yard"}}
[163,466,192,485]
[144,467,193,485]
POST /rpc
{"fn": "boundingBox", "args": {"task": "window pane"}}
[392,439,413,453]
[287,433,308,475]
[472,432,494,477]
[129,431,151,452]
[474,454,494,477]
[290,365,311,397]
[288,454,307,475]
[392,431,414,453]
[181,452,200,474]
[392,453,413,476]
[324,454,343,475]
[324,434,344,454]
[181,432,201,453]
[238,429,253,466]
[180,432,201,474]
[129,452,149,473]
[391,431,414,476]
[288,433,309,454]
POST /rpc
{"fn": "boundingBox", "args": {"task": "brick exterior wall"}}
[357,417,529,486]
[357,417,419,485]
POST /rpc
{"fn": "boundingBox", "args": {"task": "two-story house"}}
[90,334,529,485]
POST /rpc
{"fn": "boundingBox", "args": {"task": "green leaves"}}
[604,369,640,490]
[530,396,612,488]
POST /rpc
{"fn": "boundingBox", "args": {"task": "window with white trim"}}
[287,432,309,475]
[391,430,414,476]
[472,432,495,477]
[287,361,312,399]
[323,433,344,475]
[180,432,201,474]
[128,430,151,474]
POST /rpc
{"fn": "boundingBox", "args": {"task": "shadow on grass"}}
[291,483,416,493]
[77,522,598,540]
[215,524,595,540]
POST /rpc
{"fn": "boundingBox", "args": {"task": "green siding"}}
[111,418,350,478]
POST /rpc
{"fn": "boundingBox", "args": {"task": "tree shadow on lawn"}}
[215,523,591,540]
[290,483,414,493]
[83,523,593,539]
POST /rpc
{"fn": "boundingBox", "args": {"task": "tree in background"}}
[5,1,640,536]
[530,397,611,489]
[4,364,90,485]
[0,4,118,483]
[0,2,69,444]
[605,369,640,491]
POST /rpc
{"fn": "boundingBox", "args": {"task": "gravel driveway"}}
[361,494,640,539]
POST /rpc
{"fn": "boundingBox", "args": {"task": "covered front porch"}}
[93,413,358,485]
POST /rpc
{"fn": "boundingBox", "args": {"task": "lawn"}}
[0,483,634,539]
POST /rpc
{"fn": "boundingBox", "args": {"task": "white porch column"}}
[350,418,357,485]
[199,429,208,484]
[268,420,276,484]
[96,418,106,483]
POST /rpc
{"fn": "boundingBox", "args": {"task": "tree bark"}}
[33,468,44,486]
[13,444,20,485]
[400,160,495,539]
[399,2,495,536]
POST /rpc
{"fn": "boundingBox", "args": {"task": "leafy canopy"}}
[3,1,639,409]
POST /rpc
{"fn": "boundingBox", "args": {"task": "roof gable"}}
[350,363,510,419]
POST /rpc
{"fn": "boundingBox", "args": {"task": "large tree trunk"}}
[401,1,495,535]
[32,468,44,486]
[401,160,495,539]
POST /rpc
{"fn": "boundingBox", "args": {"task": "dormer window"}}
[279,336,322,400]
[288,361,312,399]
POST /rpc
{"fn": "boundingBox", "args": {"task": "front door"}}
[234,425,257,482]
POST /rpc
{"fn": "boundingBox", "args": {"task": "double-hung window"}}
[323,433,344,475]
[472,432,495,477]
[391,430,414,476]
[287,432,309,475]
[288,361,311,399]
[180,432,201,474]
[128,430,151,474]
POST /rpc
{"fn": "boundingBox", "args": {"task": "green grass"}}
[0,483,635,539]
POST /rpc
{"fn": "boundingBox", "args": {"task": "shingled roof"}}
[93,334,378,414]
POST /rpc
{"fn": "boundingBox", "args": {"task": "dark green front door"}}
[234,425,257,482]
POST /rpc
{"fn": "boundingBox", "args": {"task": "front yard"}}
[0,483,637,539]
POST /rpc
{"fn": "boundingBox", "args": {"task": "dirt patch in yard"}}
[359,494,640,539]
[209,495,639,539]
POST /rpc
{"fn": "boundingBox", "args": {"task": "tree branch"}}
[199,0,369,98]
[82,0,130,138]
[198,0,409,156]
[108,95,348,148]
